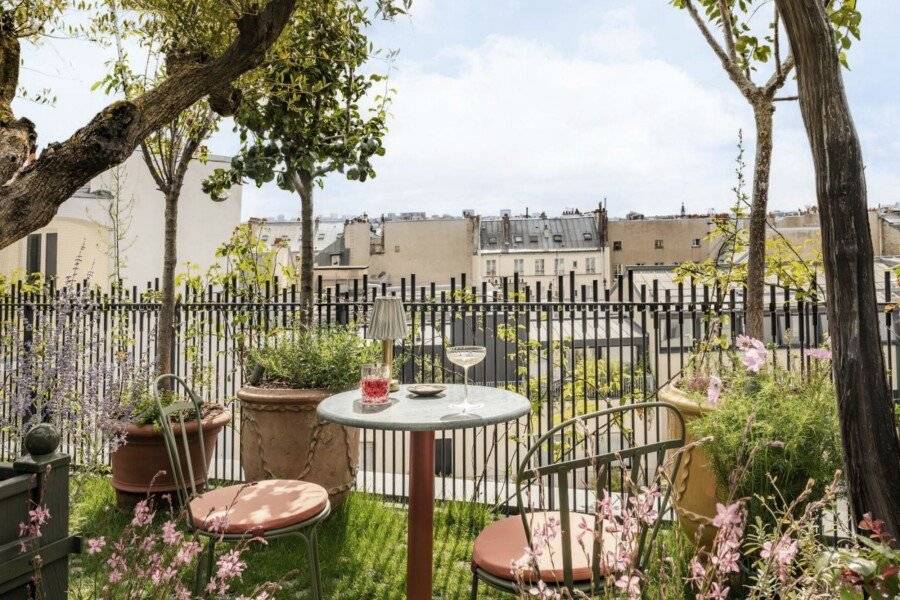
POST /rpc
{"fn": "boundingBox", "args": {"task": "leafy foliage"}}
[203,0,391,199]
[690,360,841,527]
[247,325,380,391]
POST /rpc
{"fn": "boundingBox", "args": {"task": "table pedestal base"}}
[408,430,435,599]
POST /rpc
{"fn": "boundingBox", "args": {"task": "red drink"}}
[361,376,390,404]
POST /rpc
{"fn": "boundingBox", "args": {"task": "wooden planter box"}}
[0,449,80,599]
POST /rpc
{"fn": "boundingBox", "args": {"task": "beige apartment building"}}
[343,215,479,287]
[607,213,714,275]
[473,210,611,296]
[0,151,242,286]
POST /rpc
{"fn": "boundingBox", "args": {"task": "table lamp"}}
[367,297,408,391]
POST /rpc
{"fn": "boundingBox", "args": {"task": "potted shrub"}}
[661,336,841,544]
[238,325,379,505]
[109,388,231,508]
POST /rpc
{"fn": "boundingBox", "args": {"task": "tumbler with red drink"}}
[360,363,391,405]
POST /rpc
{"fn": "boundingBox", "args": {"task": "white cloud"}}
[275,30,752,220]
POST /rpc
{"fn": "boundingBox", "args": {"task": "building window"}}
[552,234,563,243]
[654,239,664,249]
[534,259,545,275]
[486,259,497,276]
[26,234,41,275]
[612,241,622,251]
[554,258,565,274]
[435,438,453,476]
[44,233,58,279]
[529,234,539,244]
[692,238,702,248]
[514,235,523,244]
[583,232,592,241]
[330,254,342,266]
[586,257,596,274]
[394,245,400,253]
[514,258,524,274]
[572,260,578,269]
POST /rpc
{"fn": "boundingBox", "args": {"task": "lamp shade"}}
[366,297,408,340]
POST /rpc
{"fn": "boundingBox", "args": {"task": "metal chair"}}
[153,374,329,598]
[469,401,686,598]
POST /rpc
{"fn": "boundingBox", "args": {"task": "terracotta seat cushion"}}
[472,511,621,583]
[190,479,328,534]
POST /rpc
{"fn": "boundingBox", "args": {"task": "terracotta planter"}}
[238,386,358,506]
[660,382,720,546]
[111,409,231,509]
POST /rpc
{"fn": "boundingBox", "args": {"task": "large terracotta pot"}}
[660,382,720,545]
[238,386,358,506]
[111,409,231,509]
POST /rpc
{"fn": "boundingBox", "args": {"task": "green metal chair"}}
[469,401,686,598]
[153,374,330,598]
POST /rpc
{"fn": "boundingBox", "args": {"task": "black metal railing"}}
[2,271,898,518]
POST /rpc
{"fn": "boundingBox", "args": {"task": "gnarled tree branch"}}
[0,0,297,249]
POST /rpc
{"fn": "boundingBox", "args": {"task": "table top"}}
[316,384,531,432]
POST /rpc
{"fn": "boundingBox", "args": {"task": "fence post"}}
[2,433,80,599]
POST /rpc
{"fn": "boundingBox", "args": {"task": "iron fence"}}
[1,270,898,519]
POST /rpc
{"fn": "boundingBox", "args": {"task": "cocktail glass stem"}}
[462,366,470,413]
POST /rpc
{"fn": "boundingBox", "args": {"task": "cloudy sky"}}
[16,1,900,220]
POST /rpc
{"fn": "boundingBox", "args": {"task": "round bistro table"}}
[317,384,531,600]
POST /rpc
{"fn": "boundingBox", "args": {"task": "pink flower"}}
[761,535,798,581]
[161,520,182,545]
[706,581,730,600]
[712,502,743,529]
[736,335,764,351]
[29,505,51,525]
[528,580,561,598]
[706,375,722,405]
[740,348,766,372]
[576,516,593,543]
[804,347,832,360]
[688,557,706,583]
[215,549,247,581]
[615,574,641,599]
[86,537,106,555]
[174,541,202,566]
[131,500,154,527]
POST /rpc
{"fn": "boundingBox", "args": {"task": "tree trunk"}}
[745,102,775,339]
[777,0,900,538]
[156,188,179,382]
[295,173,315,327]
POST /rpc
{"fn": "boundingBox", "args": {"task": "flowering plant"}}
[0,268,152,469]
[74,497,280,599]
[689,337,841,529]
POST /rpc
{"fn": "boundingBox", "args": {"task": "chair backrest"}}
[152,374,209,510]
[514,401,686,590]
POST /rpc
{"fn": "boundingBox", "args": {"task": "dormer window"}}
[529,235,539,243]
[488,236,498,244]
[583,232,592,241]
[514,235,523,244]
[552,234,563,243]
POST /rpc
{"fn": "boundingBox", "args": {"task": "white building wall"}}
[86,151,242,287]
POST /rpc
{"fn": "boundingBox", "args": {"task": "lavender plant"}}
[0,265,152,469]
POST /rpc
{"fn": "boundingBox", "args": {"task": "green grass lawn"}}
[69,477,507,599]
[69,478,694,599]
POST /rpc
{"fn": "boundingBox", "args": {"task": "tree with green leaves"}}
[670,0,860,340]
[205,0,391,325]
[0,0,408,250]
[97,3,222,381]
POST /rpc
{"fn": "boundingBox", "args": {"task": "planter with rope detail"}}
[237,386,358,506]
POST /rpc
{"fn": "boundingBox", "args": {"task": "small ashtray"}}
[408,384,447,397]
